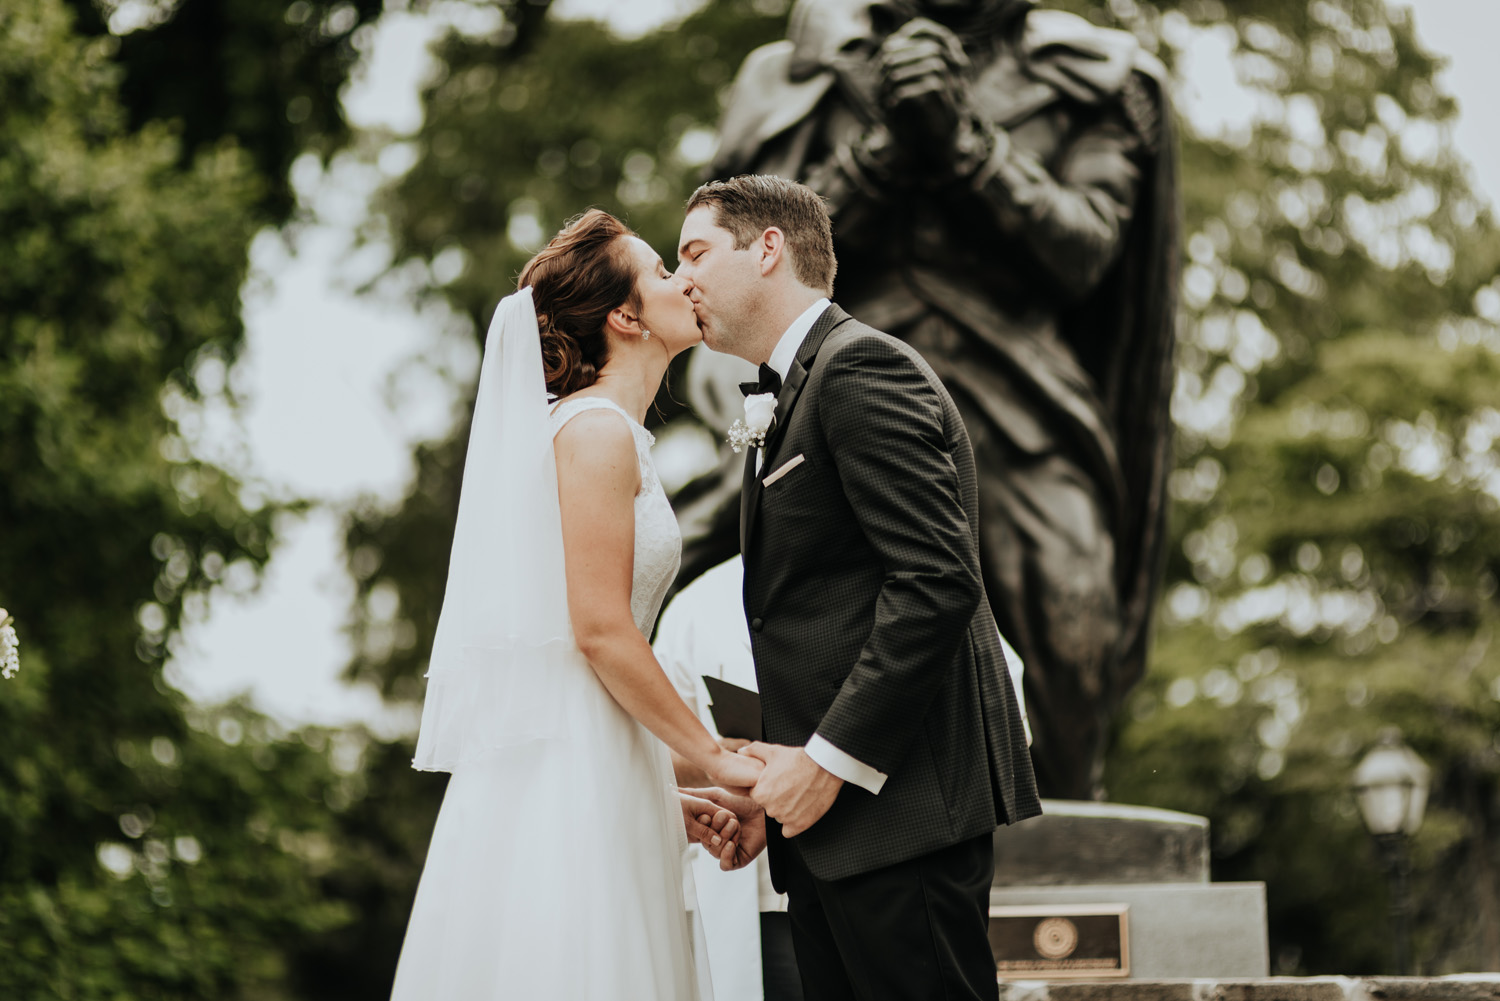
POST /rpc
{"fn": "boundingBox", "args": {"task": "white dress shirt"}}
[765,298,831,384]
[754,297,829,475]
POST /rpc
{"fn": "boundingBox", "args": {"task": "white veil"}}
[412,287,580,772]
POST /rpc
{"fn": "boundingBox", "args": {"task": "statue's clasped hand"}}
[877,18,971,149]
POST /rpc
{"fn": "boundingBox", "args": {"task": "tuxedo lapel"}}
[739,444,756,555]
[763,303,850,465]
[740,303,852,554]
[759,359,808,468]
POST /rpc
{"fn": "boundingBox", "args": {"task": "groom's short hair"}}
[686,175,836,295]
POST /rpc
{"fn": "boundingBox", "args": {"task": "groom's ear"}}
[758,227,787,278]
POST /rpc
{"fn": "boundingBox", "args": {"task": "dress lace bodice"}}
[549,397,682,636]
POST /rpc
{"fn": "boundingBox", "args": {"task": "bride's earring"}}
[642,329,652,340]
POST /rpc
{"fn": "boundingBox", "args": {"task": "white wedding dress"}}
[390,395,708,1000]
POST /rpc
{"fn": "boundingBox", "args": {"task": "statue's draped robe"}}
[680,0,1179,798]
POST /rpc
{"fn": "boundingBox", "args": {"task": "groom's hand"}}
[742,742,843,838]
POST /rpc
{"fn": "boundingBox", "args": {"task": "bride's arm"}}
[555,414,763,791]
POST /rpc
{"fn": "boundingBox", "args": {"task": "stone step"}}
[995,978,1500,1001]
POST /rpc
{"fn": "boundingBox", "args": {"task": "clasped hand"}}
[679,744,767,871]
[680,787,767,872]
[682,743,843,870]
[741,742,843,838]
[877,18,971,149]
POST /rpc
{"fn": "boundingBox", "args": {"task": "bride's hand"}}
[680,793,740,855]
[720,807,767,871]
[682,786,768,872]
[706,747,764,791]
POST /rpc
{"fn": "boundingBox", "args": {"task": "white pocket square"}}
[762,454,805,487]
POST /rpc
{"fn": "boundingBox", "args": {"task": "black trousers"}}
[781,833,997,1001]
[761,911,804,1001]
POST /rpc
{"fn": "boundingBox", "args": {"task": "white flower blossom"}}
[728,393,778,453]
[743,393,777,433]
[0,608,18,680]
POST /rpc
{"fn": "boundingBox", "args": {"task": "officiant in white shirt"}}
[657,555,800,1001]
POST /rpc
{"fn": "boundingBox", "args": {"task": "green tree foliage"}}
[0,2,362,996]
[61,0,386,223]
[350,0,1500,978]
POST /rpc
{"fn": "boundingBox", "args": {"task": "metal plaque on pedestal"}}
[990,904,1130,979]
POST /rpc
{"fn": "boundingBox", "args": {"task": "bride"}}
[389,209,764,999]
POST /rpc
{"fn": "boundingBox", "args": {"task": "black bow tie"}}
[740,363,782,398]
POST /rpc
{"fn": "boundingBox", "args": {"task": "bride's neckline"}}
[550,394,646,428]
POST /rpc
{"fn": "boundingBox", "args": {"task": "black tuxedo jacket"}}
[742,303,1041,886]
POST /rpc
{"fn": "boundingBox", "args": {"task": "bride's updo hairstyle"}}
[518,209,644,398]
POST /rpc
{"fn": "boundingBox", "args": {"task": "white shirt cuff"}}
[805,734,887,794]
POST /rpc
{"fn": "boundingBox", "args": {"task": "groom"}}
[676,175,1040,1000]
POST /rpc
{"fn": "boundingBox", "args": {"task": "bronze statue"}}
[673,0,1179,800]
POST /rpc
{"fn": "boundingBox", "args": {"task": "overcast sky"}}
[164,0,1500,736]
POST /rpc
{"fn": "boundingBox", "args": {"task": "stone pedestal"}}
[991,800,1269,978]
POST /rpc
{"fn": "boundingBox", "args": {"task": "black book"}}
[702,675,763,741]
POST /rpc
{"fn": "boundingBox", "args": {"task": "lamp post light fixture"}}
[1352,728,1431,976]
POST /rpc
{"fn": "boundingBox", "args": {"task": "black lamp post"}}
[1352,728,1430,976]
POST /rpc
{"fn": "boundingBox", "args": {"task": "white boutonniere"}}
[728,393,778,453]
[0,608,18,680]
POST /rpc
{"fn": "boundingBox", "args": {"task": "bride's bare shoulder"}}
[551,394,633,438]
[552,406,641,494]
